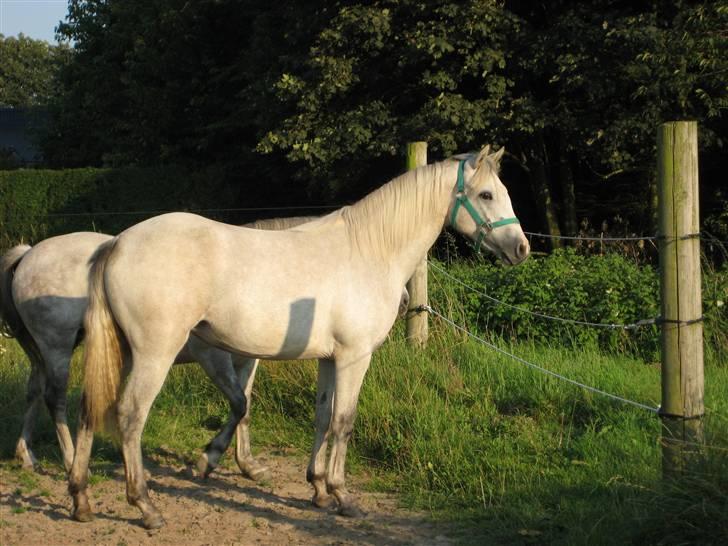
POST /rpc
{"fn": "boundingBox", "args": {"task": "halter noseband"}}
[450,159,520,251]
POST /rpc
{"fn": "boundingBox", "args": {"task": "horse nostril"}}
[516,240,530,260]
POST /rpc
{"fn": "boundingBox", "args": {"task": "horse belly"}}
[199,296,334,360]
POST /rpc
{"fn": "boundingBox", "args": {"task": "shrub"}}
[430,249,727,362]
[0,166,236,248]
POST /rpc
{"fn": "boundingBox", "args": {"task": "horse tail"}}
[83,238,125,435]
[0,245,45,365]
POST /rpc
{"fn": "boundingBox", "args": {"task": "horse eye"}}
[479,191,493,201]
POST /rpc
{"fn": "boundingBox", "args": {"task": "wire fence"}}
[423,262,728,452]
[37,207,728,248]
[424,299,726,444]
[422,304,660,413]
[524,231,658,242]
[425,260,676,415]
[425,241,722,428]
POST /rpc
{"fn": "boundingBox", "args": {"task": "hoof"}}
[195,454,215,479]
[142,512,166,530]
[19,460,36,471]
[311,493,337,510]
[338,503,366,518]
[73,508,95,523]
[15,446,38,471]
[245,465,271,483]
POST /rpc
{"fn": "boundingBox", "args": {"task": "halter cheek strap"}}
[450,159,520,251]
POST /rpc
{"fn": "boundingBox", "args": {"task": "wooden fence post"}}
[657,121,704,477]
[406,141,428,346]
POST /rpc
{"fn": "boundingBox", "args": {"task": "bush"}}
[0,166,237,248]
[703,262,728,365]
[430,249,727,362]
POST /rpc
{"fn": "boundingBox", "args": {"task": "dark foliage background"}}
[1,1,726,248]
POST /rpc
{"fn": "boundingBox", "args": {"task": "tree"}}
[44,0,260,168]
[256,1,515,200]
[502,0,728,241]
[40,0,726,233]
[0,34,70,108]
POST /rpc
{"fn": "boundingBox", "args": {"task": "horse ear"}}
[489,146,505,165]
[475,145,491,167]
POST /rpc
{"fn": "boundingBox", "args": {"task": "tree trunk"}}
[648,169,659,234]
[525,136,562,249]
[557,136,577,239]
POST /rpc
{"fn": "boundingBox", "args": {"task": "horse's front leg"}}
[326,351,372,517]
[307,358,336,509]
[232,356,271,481]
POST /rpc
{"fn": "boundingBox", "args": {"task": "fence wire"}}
[422,304,660,414]
[34,208,728,248]
[524,231,658,242]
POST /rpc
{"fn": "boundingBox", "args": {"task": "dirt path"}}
[0,451,455,546]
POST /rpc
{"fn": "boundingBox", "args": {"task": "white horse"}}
[0,218,410,475]
[0,216,326,476]
[69,146,529,529]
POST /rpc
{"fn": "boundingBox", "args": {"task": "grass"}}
[1,318,727,544]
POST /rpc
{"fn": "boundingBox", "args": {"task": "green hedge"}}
[430,249,727,362]
[0,166,236,247]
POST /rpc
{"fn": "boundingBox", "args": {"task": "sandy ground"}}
[0,450,455,546]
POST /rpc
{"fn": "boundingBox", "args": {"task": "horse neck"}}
[343,161,455,284]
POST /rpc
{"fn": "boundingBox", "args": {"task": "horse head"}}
[448,145,530,265]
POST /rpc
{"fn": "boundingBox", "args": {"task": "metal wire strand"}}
[523,231,658,242]
[422,304,660,414]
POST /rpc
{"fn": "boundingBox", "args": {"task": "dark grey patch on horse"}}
[319,392,327,405]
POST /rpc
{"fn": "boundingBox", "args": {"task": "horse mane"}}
[337,160,456,260]
[243,215,319,231]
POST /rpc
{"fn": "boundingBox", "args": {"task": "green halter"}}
[450,159,520,251]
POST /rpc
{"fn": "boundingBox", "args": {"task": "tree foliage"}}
[256,1,514,197]
[38,0,727,231]
[502,0,727,237]
[43,0,258,167]
[0,34,70,108]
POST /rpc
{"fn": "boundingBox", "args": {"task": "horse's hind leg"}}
[69,396,95,522]
[15,362,45,469]
[232,356,270,481]
[117,354,175,529]
[188,340,248,478]
[38,340,76,472]
[307,358,335,509]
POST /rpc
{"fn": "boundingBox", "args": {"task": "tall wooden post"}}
[657,121,704,477]
[406,141,428,346]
